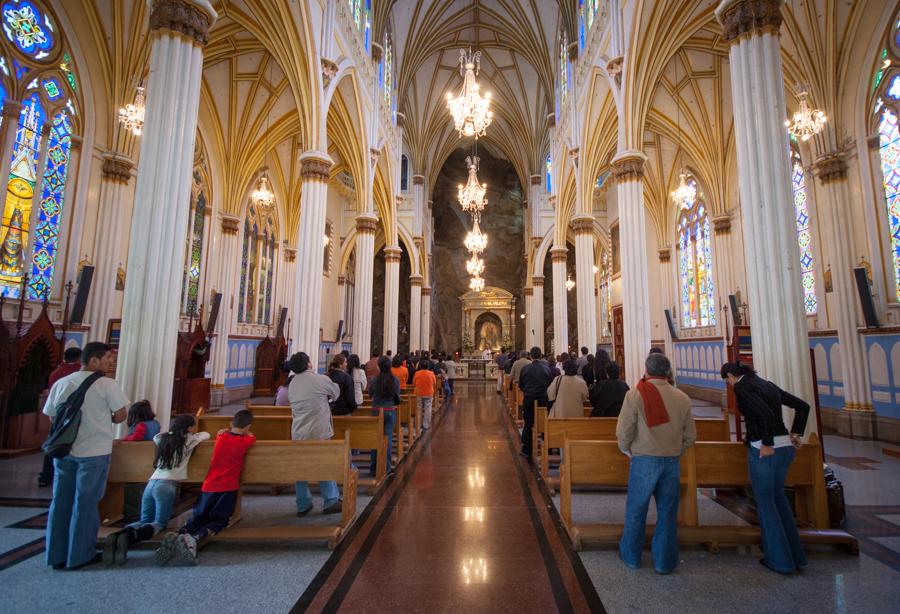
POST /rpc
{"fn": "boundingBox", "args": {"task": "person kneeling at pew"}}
[156,410,255,565]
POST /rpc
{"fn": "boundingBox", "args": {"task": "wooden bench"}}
[197,414,388,493]
[558,434,857,553]
[99,435,358,549]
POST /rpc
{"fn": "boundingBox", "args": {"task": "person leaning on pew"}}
[616,353,696,574]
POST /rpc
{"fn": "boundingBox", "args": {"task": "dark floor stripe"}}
[0,497,51,508]
[0,538,44,571]
[8,511,48,529]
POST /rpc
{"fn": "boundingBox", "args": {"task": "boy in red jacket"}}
[155,410,255,565]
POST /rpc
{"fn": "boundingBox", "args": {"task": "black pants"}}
[181,491,237,539]
[521,395,548,457]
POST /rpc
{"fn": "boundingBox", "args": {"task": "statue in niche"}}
[478,320,500,351]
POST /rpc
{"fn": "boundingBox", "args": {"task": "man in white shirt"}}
[443,355,458,396]
[43,342,129,570]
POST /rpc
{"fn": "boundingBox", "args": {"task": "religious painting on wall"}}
[115,265,125,291]
[610,222,620,275]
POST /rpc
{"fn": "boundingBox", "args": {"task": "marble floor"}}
[0,383,897,613]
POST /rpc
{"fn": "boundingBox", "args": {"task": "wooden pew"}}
[99,435,358,549]
[558,434,857,553]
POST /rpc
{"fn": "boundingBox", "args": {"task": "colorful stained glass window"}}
[889,75,900,101]
[383,32,392,114]
[558,32,569,109]
[237,202,277,325]
[677,179,716,328]
[237,218,250,322]
[791,150,817,315]
[879,107,900,301]
[2,1,54,57]
[546,154,552,193]
[181,174,206,315]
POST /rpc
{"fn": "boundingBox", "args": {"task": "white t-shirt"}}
[149,431,210,481]
[351,369,367,406]
[43,371,130,457]
[444,360,457,379]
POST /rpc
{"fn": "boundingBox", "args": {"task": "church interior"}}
[0,0,899,611]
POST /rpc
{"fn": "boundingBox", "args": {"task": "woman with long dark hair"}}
[326,354,357,416]
[720,362,810,574]
[593,348,612,384]
[369,355,400,474]
[347,354,367,406]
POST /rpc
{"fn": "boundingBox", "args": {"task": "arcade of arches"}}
[0,1,899,611]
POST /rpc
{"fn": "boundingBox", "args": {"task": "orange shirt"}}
[413,369,436,397]
[391,366,409,386]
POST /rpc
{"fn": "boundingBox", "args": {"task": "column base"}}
[820,406,900,444]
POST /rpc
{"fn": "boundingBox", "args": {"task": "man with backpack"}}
[42,342,129,570]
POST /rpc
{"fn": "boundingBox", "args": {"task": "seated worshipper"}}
[288,352,343,515]
[590,363,630,418]
[39,347,84,487]
[122,400,161,441]
[275,361,294,406]
[721,361,810,574]
[593,349,612,384]
[583,354,596,388]
[518,347,552,458]
[370,355,401,474]
[391,354,409,388]
[327,353,358,416]
[103,415,209,565]
[548,359,589,418]
[156,410,255,565]
[348,353,367,406]
[413,359,437,432]
[616,353,695,574]
[43,342,128,570]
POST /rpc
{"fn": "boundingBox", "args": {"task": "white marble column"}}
[524,286,534,348]
[86,154,133,340]
[0,101,22,194]
[572,215,597,352]
[657,247,675,354]
[611,151,651,384]
[550,247,569,354]
[711,215,735,336]
[352,214,378,358]
[209,214,240,400]
[420,286,431,350]
[814,154,872,413]
[532,276,545,352]
[280,246,298,341]
[116,0,216,430]
[717,0,815,421]
[291,152,332,357]
[528,175,543,237]
[409,274,423,352]
[383,245,402,354]
[412,175,425,236]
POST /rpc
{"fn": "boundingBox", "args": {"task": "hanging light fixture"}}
[458,155,488,214]
[470,275,485,292]
[464,215,488,254]
[446,48,493,139]
[671,172,696,211]
[466,254,485,277]
[785,89,826,142]
[566,274,575,292]
[118,82,145,136]
[251,172,275,210]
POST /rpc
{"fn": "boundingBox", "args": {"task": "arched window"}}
[790,148,817,315]
[0,1,79,300]
[382,29,393,118]
[237,203,277,325]
[348,0,371,50]
[557,31,569,113]
[546,154,552,193]
[181,169,208,315]
[323,219,333,277]
[579,0,601,48]
[677,177,715,327]
[400,154,409,191]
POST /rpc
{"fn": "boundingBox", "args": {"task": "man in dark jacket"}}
[589,362,630,417]
[518,347,552,458]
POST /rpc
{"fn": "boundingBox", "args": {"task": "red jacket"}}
[48,362,81,389]
[201,431,256,492]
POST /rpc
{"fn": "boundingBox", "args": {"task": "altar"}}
[460,286,516,358]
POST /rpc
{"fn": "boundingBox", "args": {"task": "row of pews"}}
[500,373,858,555]
[97,383,446,549]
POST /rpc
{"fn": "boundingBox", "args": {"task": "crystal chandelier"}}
[470,275,485,292]
[118,83,145,136]
[464,216,488,254]
[446,48,493,139]
[671,172,696,210]
[465,254,485,277]
[566,274,575,292]
[458,155,488,214]
[785,90,826,142]
[251,173,275,210]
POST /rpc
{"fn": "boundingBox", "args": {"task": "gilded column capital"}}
[712,215,732,234]
[530,174,542,186]
[355,213,379,234]
[532,276,544,287]
[421,287,433,296]
[524,287,533,297]
[149,0,216,46]
[299,151,333,182]
[550,246,568,263]
[284,247,297,263]
[1,99,21,120]
[384,246,403,262]
[571,215,595,235]
[610,151,647,182]
[548,195,557,208]
[101,154,135,183]
[69,135,84,151]
[658,248,671,263]
[221,214,241,235]
[716,0,783,43]
[814,153,849,184]
[412,174,425,186]
[337,275,345,285]
[371,42,383,64]
[410,274,424,287]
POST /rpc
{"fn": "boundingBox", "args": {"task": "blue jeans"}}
[295,480,340,512]
[127,479,177,532]
[370,409,397,473]
[748,446,807,572]
[46,454,111,568]
[620,455,681,573]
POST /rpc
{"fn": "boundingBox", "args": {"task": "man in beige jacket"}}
[616,353,696,574]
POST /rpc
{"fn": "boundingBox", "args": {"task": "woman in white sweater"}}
[548,359,589,418]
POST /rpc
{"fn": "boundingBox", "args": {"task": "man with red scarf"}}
[616,352,696,574]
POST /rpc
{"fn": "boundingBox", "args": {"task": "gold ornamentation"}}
[658,248,671,263]
[384,246,403,262]
[284,248,297,263]
[532,276,544,287]
[301,157,331,182]
[1,100,22,120]
[149,0,213,46]
[571,217,594,234]
[321,58,339,89]
[337,275,345,285]
[412,175,425,186]
[410,275,424,287]
[712,215,732,234]
[530,175,542,186]
[221,216,240,235]
[356,216,378,234]
[718,0,783,43]
[101,155,134,183]
[524,287,533,296]
[421,287,433,296]
[611,155,645,182]
[606,56,624,87]
[550,247,568,263]
[814,153,848,184]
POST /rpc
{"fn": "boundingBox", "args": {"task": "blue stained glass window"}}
[677,178,715,328]
[2,0,54,56]
[888,75,900,101]
[546,154,552,193]
[791,150,817,314]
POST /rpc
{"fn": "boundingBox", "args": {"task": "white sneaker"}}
[176,533,198,565]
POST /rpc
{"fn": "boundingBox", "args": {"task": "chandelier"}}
[446,48,493,139]
[465,254,485,277]
[470,275,485,292]
[566,274,575,292]
[671,172,696,210]
[118,83,145,136]
[785,90,826,142]
[251,173,275,210]
[464,216,488,254]
[458,155,488,214]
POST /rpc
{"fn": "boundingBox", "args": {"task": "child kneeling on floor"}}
[156,410,255,565]
[103,414,210,565]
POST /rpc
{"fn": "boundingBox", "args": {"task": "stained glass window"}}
[677,178,715,328]
[400,155,408,191]
[546,154,552,193]
[791,149,817,315]
[181,171,206,315]
[383,31,393,114]
[237,202,277,325]
[558,32,569,109]
[878,107,900,301]
[2,0,54,58]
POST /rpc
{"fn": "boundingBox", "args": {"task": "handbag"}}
[42,372,104,459]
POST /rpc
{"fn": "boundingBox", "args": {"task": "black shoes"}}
[323,500,343,515]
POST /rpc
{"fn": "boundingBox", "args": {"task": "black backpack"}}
[42,372,104,459]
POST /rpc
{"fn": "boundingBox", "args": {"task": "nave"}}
[0,382,898,613]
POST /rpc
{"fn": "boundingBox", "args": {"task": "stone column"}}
[711,215,734,335]
[612,151,651,384]
[352,213,378,358]
[814,153,873,420]
[117,0,216,430]
[291,151,332,357]
[281,246,297,340]
[85,154,133,340]
[383,245,402,354]
[529,175,543,238]
[550,247,569,354]
[717,0,815,421]
[209,214,240,404]
[0,101,22,192]
[532,276,545,352]
[421,287,432,350]
[409,274,423,352]
[524,286,534,347]
[412,174,425,236]
[572,215,597,352]
[657,247,674,356]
